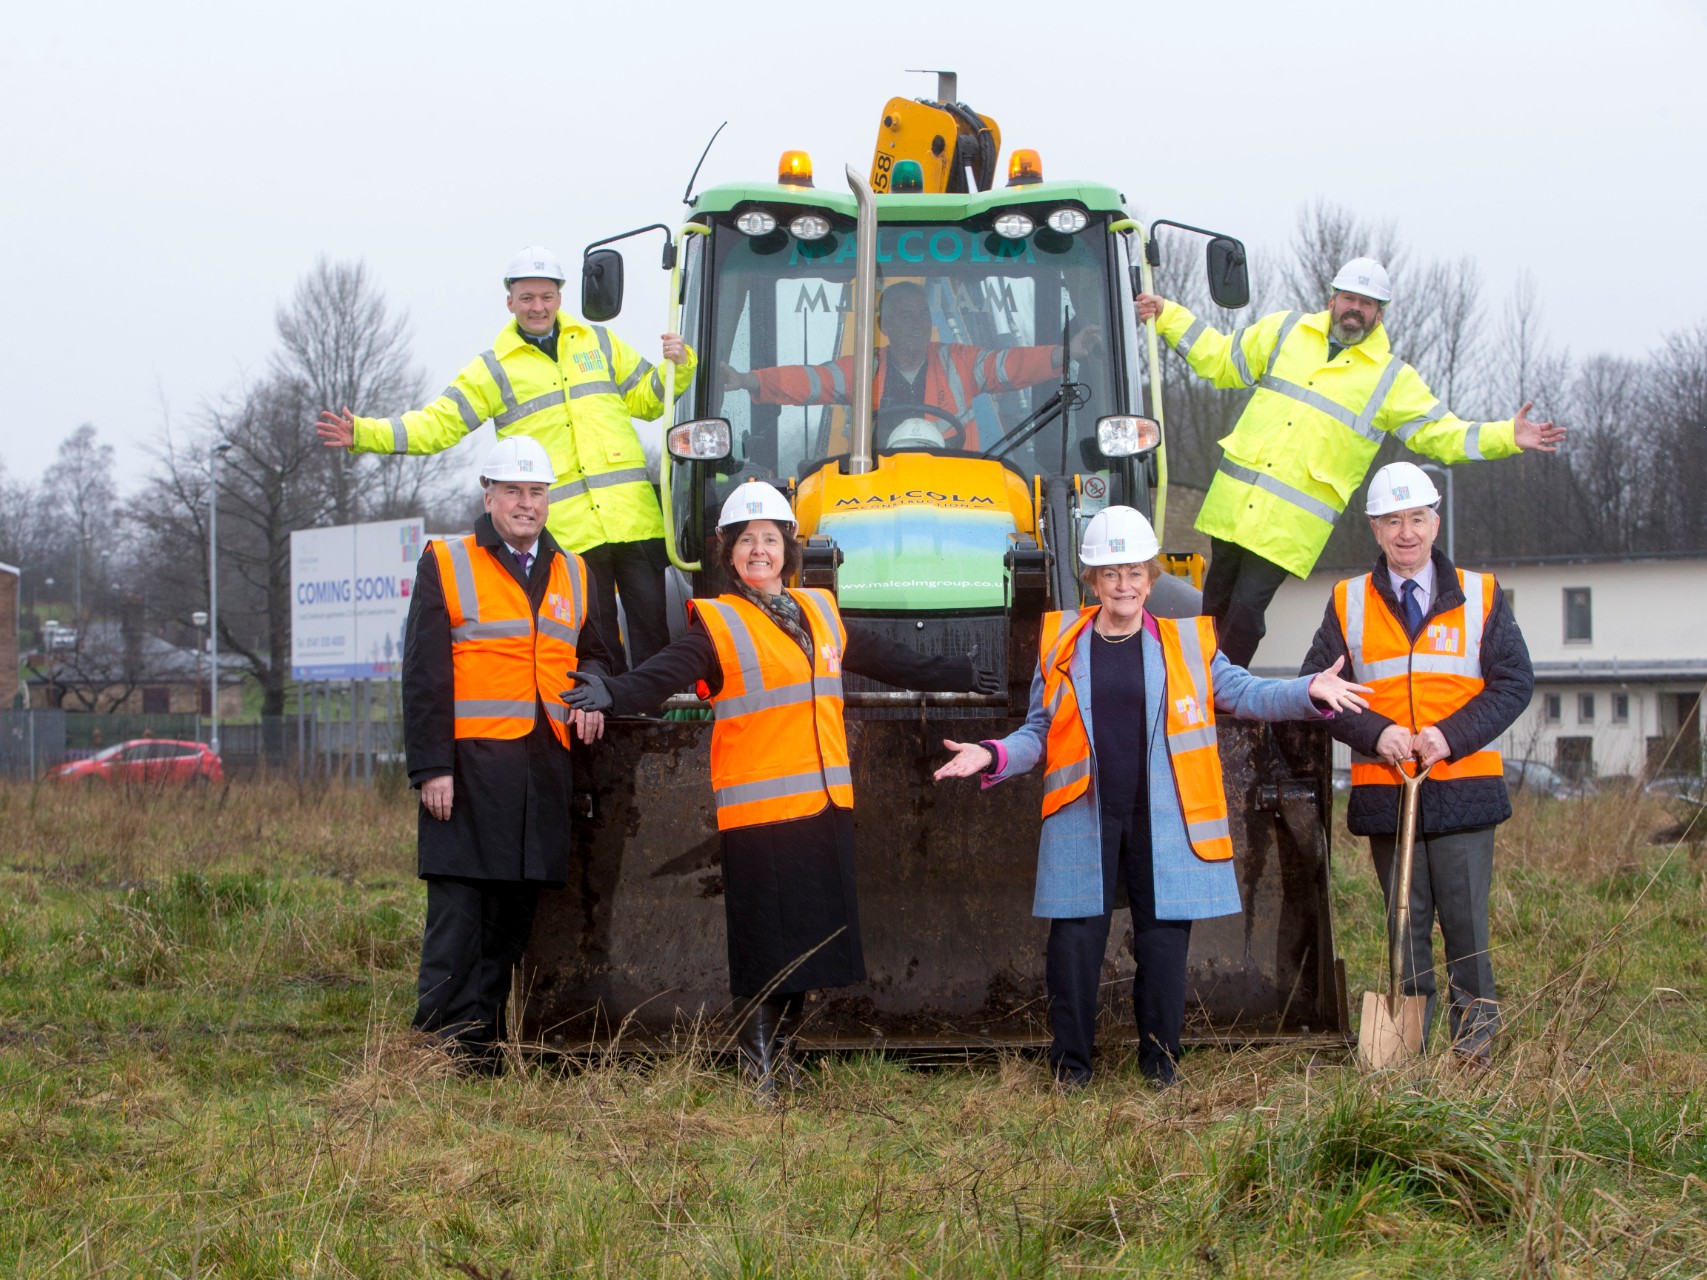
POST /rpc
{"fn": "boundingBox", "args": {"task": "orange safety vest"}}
[429,534,587,748]
[1336,568,1502,788]
[1036,609,1234,862]
[690,588,851,831]
[751,342,1063,448]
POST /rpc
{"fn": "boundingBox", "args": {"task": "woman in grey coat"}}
[936,507,1371,1087]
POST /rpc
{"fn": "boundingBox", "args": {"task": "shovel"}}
[1357,760,1432,1069]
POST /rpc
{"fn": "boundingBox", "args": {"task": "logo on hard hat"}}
[519,459,534,473]
[1391,484,1409,500]
[1109,537,1126,553]
[745,499,763,514]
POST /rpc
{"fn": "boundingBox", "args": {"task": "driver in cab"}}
[721,282,1100,449]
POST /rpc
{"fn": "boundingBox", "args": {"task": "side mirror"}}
[1206,236,1250,310]
[582,249,624,322]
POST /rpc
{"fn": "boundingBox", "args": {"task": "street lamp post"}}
[208,443,231,756]
[1418,462,1456,563]
[42,620,59,709]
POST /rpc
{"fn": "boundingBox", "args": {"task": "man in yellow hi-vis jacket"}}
[1136,256,1564,667]
[317,245,697,672]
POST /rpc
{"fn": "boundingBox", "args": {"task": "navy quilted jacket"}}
[1300,549,1534,837]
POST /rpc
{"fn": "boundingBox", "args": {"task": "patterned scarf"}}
[735,582,813,657]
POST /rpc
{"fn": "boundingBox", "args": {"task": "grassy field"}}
[0,779,1702,1278]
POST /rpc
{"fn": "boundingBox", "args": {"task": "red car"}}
[48,738,225,786]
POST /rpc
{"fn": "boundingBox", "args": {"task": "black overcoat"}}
[403,514,614,886]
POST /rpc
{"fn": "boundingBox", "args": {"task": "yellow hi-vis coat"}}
[1158,303,1519,578]
[350,311,696,554]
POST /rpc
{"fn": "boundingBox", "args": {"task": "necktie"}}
[515,550,532,578]
[1401,579,1424,639]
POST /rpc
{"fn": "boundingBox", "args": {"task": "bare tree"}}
[1643,323,1707,552]
[272,258,453,525]
[44,425,119,625]
[1280,201,1407,308]
[1396,256,1485,407]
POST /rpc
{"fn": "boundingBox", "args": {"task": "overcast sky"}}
[4,0,1704,491]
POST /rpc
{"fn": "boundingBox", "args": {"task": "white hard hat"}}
[717,479,796,531]
[886,417,946,449]
[1365,461,1441,516]
[504,245,566,284]
[481,435,556,485]
[1331,257,1392,303]
[1079,505,1160,566]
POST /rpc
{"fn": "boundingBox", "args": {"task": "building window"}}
[1543,693,1562,724]
[1564,587,1592,643]
[1579,693,1595,724]
[1555,736,1594,782]
[1611,693,1629,725]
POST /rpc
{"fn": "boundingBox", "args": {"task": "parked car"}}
[47,739,224,786]
[1503,758,1597,800]
[1644,774,1705,807]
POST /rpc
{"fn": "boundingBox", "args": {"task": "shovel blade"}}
[1357,991,1426,1069]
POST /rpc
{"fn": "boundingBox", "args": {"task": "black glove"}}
[967,652,1003,697]
[561,670,613,713]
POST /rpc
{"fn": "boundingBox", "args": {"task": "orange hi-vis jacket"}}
[749,342,1064,448]
[690,588,851,831]
[1037,608,1235,863]
[1336,568,1502,788]
[429,534,587,748]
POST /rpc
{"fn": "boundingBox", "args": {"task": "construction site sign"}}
[290,518,423,680]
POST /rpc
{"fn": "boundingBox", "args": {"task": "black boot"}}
[772,992,809,1090]
[736,998,787,1101]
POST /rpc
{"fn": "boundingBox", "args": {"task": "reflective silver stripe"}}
[562,552,584,625]
[617,359,653,397]
[803,366,825,401]
[717,679,815,718]
[992,347,1014,387]
[1394,399,1446,442]
[1269,311,1302,361]
[1344,577,1368,673]
[585,467,649,491]
[591,325,615,368]
[1409,653,1484,679]
[1187,817,1232,844]
[1168,725,1217,754]
[826,361,848,401]
[1259,375,1383,443]
[1353,357,1406,437]
[1044,756,1092,795]
[1463,422,1485,460]
[388,417,408,453]
[495,389,566,427]
[1359,655,1415,682]
[716,768,844,809]
[537,616,580,647]
[480,350,518,412]
[543,702,570,724]
[1217,459,1342,524]
[455,698,535,720]
[451,619,531,643]
[1459,571,1485,669]
[1229,328,1254,387]
[569,380,620,400]
[551,479,591,503]
[648,368,665,400]
[1174,318,1205,357]
[699,602,765,714]
[445,538,481,623]
[444,385,482,432]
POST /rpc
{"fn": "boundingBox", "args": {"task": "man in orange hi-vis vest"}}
[402,436,616,1072]
[1301,462,1533,1066]
[722,281,1103,449]
[937,506,1371,1089]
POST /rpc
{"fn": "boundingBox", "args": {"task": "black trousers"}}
[1370,825,1499,1057]
[413,877,541,1049]
[1046,809,1193,1085]
[1201,537,1293,669]
[581,536,670,674]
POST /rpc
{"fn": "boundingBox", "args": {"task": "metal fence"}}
[0,686,405,782]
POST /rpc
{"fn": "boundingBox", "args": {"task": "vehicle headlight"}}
[788,214,832,241]
[1096,415,1161,458]
[993,212,1034,239]
[668,418,732,461]
[1046,208,1088,234]
[735,211,778,236]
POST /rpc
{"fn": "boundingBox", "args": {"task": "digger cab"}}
[522,144,1347,1054]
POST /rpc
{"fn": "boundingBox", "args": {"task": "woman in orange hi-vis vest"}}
[935,507,1372,1088]
[564,480,999,1099]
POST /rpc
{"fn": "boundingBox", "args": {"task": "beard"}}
[1330,315,1372,346]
